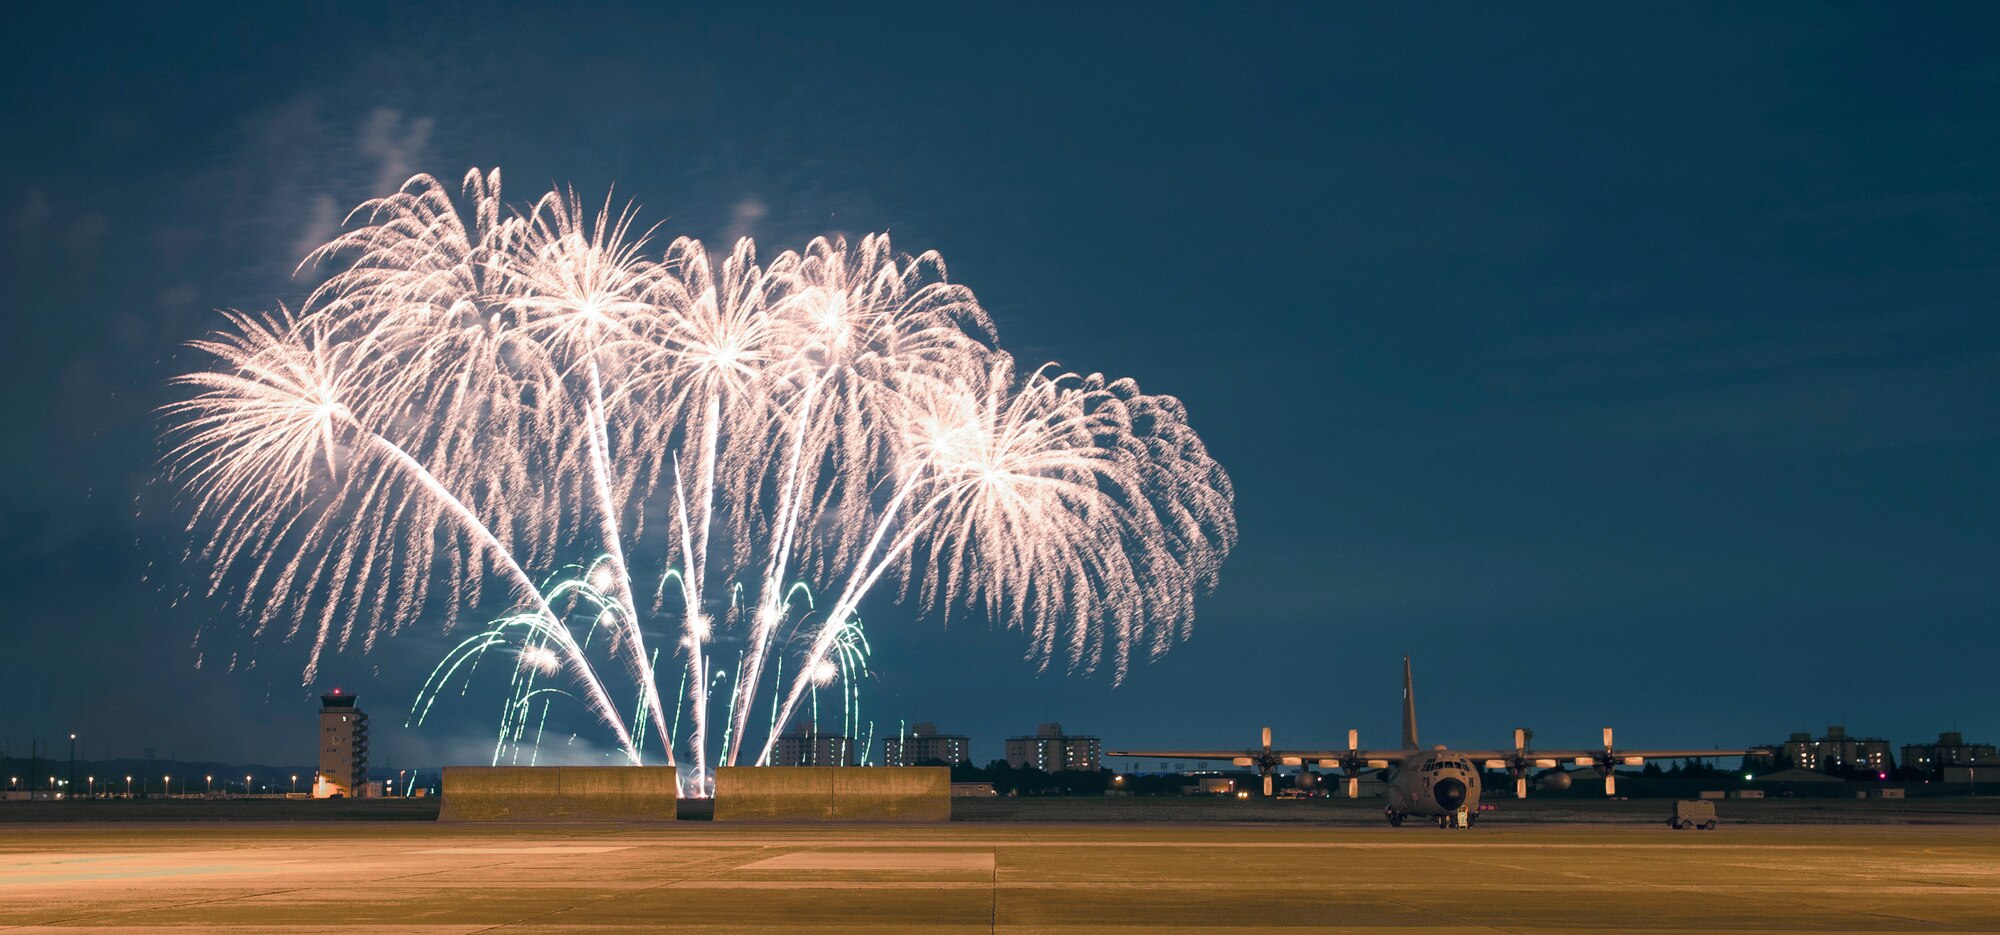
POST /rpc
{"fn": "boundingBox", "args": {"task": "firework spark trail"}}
[725,373,820,765]
[163,311,641,761]
[167,169,1235,783]
[582,357,674,764]
[756,475,929,765]
[365,435,638,763]
[689,390,725,783]
[504,187,678,764]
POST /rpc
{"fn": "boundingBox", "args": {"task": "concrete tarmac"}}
[2,821,1997,932]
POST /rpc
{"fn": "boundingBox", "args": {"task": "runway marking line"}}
[741,851,993,871]
[413,845,634,854]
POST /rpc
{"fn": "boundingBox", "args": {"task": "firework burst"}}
[166,168,1235,790]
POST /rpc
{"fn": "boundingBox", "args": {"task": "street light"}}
[163,775,171,797]
[125,775,132,796]
[291,774,298,794]
[245,774,252,797]
[206,775,213,795]
[87,776,94,798]
[68,733,76,802]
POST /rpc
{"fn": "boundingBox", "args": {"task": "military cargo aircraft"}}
[1109,656,1757,827]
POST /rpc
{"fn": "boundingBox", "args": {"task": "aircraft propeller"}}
[1231,727,1280,796]
[1315,730,1372,799]
[1485,727,1558,799]
[1577,727,1645,796]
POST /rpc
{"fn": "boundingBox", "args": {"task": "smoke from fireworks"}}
[165,169,1235,786]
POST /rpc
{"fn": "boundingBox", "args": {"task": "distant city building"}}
[1005,723,1101,772]
[882,723,970,767]
[1901,732,1996,777]
[772,727,855,767]
[314,690,369,798]
[1942,754,2000,785]
[1753,725,1892,774]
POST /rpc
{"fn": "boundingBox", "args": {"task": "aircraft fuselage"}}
[1385,749,1482,825]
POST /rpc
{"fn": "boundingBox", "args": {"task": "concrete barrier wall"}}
[440,766,678,821]
[713,767,949,822]
[834,766,950,821]
[713,767,836,820]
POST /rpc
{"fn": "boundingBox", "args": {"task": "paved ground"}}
[12,794,2000,825]
[3,821,1998,932]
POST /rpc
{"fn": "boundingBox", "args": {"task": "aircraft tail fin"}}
[1401,655,1420,750]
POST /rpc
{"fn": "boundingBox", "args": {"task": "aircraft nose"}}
[1434,777,1467,810]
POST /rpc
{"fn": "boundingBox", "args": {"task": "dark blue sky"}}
[3,3,1997,767]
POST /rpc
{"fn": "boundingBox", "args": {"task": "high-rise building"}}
[772,727,854,766]
[1901,732,1997,777]
[314,690,369,798]
[882,723,970,766]
[1005,723,1101,772]
[1754,725,1892,775]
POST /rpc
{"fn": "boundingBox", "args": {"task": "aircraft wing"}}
[1545,749,1751,760]
[1290,750,1414,765]
[1107,750,1260,761]
[1448,749,1754,763]
[1108,749,1417,765]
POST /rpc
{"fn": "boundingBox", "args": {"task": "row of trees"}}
[939,760,1119,796]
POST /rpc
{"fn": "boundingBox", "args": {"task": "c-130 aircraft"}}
[1110,657,1757,828]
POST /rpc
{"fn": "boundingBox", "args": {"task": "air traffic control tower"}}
[314,690,369,798]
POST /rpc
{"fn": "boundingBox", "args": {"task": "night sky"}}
[4,3,1997,769]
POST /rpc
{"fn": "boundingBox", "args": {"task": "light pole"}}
[291,774,298,794]
[244,774,252,797]
[163,775,171,797]
[125,775,132,797]
[68,734,76,802]
[87,776,94,798]
[206,775,213,795]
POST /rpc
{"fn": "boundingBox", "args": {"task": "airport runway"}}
[3,821,1998,932]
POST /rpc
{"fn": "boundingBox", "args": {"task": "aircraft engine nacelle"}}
[1231,757,1255,767]
[1538,770,1573,792]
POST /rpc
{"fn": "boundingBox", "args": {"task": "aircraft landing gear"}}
[1386,810,1404,827]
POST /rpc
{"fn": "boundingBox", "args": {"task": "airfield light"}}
[1743,773,1752,781]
